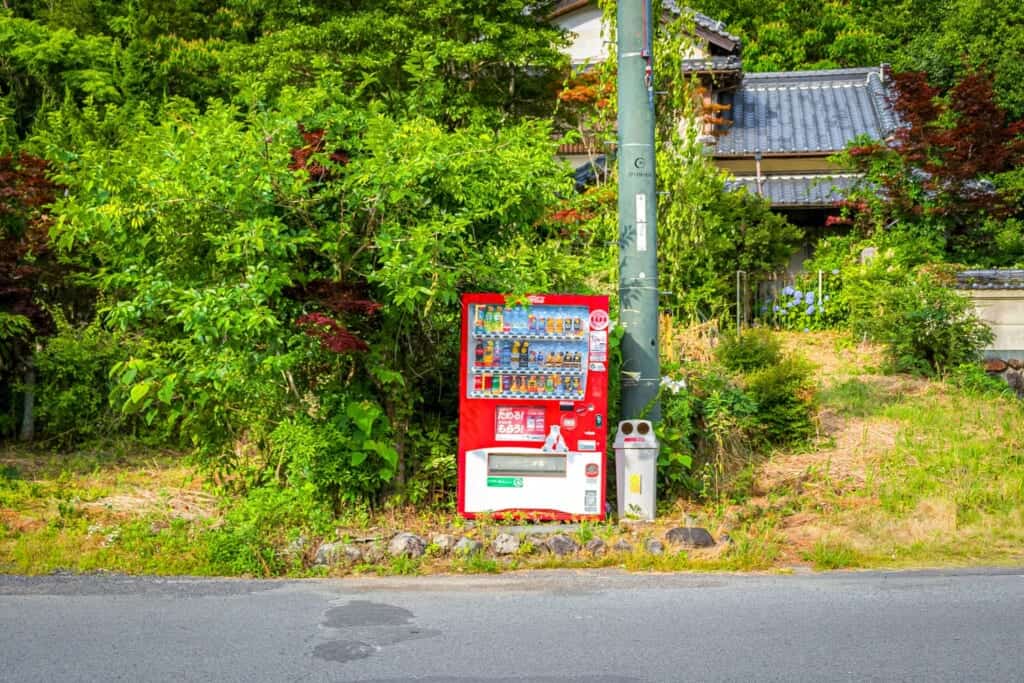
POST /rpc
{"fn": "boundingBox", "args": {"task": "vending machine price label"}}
[494,406,546,442]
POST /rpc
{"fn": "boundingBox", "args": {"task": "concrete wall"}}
[963,289,1024,360]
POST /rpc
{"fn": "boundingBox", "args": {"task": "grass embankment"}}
[2,332,1022,576]
[0,447,217,575]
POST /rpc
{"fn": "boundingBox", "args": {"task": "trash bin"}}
[613,420,659,521]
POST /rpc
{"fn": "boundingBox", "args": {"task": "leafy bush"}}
[206,484,334,576]
[33,319,139,447]
[948,363,1015,398]
[715,328,782,372]
[849,271,993,375]
[653,380,697,497]
[269,401,399,509]
[745,356,816,445]
[655,364,760,500]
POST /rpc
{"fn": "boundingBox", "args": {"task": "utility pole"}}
[617,0,660,420]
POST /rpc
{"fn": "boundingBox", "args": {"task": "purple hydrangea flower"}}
[806,304,815,315]
[782,286,794,296]
[805,291,815,304]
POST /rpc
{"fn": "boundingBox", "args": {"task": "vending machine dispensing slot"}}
[487,450,567,477]
[457,294,609,520]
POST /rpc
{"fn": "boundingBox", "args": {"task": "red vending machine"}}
[457,293,610,520]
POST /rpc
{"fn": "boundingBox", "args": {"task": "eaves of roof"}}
[725,173,860,207]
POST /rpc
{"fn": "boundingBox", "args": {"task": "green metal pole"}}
[617,0,660,420]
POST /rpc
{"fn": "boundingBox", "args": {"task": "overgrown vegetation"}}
[1,2,1022,577]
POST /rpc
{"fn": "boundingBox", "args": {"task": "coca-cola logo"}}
[589,309,609,331]
[585,463,600,477]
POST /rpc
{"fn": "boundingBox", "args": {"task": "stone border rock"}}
[984,358,1024,397]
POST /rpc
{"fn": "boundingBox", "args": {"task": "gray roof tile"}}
[955,270,1024,290]
[726,174,859,207]
[681,55,742,73]
[714,67,895,155]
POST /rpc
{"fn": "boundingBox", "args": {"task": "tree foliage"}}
[693,0,1024,118]
[835,70,1024,266]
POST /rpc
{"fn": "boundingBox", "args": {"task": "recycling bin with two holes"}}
[613,420,659,521]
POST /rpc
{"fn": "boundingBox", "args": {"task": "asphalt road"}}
[2,568,1023,682]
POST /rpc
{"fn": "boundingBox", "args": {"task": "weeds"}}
[804,538,862,570]
[454,550,499,574]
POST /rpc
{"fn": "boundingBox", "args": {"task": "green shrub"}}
[745,356,816,445]
[653,378,697,497]
[715,328,782,372]
[647,364,764,500]
[33,320,130,447]
[269,402,399,509]
[849,271,993,375]
[206,484,334,576]
[948,363,1015,398]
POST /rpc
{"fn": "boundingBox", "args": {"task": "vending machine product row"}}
[457,293,610,519]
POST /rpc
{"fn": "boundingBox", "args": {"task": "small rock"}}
[388,532,427,558]
[985,358,1008,373]
[665,527,716,548]
[719,533,734,546]
[283,534,308,558]
[313,541,343,566]
[430,533,458,555]
[492,532,520,555]
[547,534,580,556]
[526,534,551,553]
[362,544,385,564]
[585,538,607,555]
[454,537,483,555]
[1006,369,1024,397]
[1008,358,1023,370]
[645,539,665,555]
[612,539,633,553]
[342,545,363,563]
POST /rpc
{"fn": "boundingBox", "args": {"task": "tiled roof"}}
[726,173,860,207]
[681,55,742,74]
[714,67,897,156]
[955,270,1024,290]
[662,2,742,47]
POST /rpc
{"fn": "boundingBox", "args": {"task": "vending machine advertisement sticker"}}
[589,309,609,331]
[494,406,546,442]
[589,330,608,362]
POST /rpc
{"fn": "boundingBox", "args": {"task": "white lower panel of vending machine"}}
[464,446,602,517]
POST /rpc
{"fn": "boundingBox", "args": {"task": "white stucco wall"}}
[553,6,607,65]
[553,6,709,66]
[964,290,1024,358]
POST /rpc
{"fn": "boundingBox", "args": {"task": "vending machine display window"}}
[466,303,590,401]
